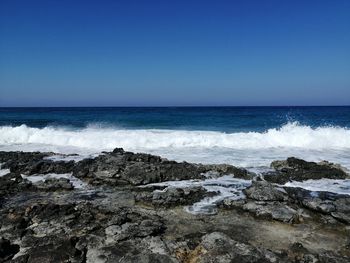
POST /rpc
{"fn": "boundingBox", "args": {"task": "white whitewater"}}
[1,122,350,170]
[0,163,10,177]
[284,179,350,196]
[142,175,252,214]
[21,173,87,189]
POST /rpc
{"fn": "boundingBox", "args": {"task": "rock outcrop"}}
[135,186,210,208]
[0,151,349,262]
[265,157,348,184]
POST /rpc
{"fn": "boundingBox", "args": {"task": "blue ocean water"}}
[1,106,350,131]
[0,106,350,170]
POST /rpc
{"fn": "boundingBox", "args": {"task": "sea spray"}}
[1,122,350,169]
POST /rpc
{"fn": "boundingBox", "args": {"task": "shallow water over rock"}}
[142,175,252,214]
[22,173,87,189]
[284,179,350,196]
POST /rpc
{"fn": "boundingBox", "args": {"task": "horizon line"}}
[0,105,349,108]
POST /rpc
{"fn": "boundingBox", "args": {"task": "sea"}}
[0,106,350,172]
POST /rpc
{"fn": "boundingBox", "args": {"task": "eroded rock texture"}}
[0,150,349,262]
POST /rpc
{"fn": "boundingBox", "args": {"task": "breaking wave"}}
[1,122,350,170]
[0,122,349,151]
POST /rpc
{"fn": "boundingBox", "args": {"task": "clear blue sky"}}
[0,0,349,106]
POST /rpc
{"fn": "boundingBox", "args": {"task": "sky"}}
[0,0,349,106]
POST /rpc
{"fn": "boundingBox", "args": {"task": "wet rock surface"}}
[134,186,212,208]
[0,173,33,204]
[264,157,349,184]
[176,232,284,262]
[283,186,350,224]
[0,151,75,175]
[34,178,74,191]
[72,148,210,186]
[0,150,349,262]
[244,180,288,201]
[0,238,20,262]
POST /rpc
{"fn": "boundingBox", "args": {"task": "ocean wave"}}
[0,122,349,151]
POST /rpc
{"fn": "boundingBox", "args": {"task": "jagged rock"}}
[0,151,76,175]
[302,198,337,213]
[199,163,254,180]
[73,149,206,186]
[135,186,209,207]
[73,148,254,186]
[0,151,50,164]
[0,172,33,199]
[10,160,75,175]
[1,150,350,261]
[284,187,350,224]
[1,201,165,245]
[265,157,348,184]
[13,236,85,263]
[331,212,350,224]
[34,178,74,191]
[220,198,247,209]
[0,237,20,262]
[242,201,298,223]
[1,150,252,188]
[105,218,164,243]
[317,252,350,263]
[180,232,283,263]
[331,198,350,224]
[86,237,178,263]
[244,181,288,201]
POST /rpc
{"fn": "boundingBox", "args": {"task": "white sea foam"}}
[0,169,10,177]
[0,122,350,169]
[44,154,98,162]
[143,175,251,214]
[0,163,10,177]
[21,173,87,189]
[0,168,10,177]
[284,179,350,196]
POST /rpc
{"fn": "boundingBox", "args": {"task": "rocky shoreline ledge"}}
[0,149,349,262]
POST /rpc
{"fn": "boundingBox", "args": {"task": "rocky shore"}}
[0,149,349,262]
